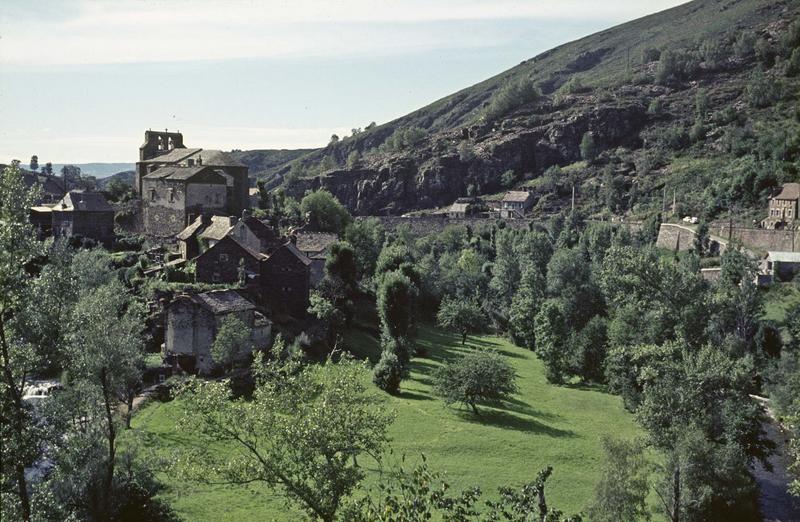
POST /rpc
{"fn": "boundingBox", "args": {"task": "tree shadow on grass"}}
[561,381,610,394]
[398,389,433,401]
[454,407,576,438]
[503,397,562,422]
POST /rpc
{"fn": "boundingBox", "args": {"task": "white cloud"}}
[0,0,688,66]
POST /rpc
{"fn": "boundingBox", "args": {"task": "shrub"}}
[647,98,663,116]
[787,48,800,77]
[380,126,428,152]
[755,37,776,68]
[580,132,598,162]
[642,48,661,63]
[433,351,517,415]
[372,351,406,394]
[734,31,756,59]
[482,77,540,122]
[501,169,516,188]
[745,71,782,108]
[559,76,590,95]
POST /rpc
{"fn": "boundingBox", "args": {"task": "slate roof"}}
[294,231,337,255]
[177,216,205,241]
[193,290,255,314]
[773,183,800,201]
[142,165,226,182]
[283,242,313,266]
[140,148,245,168]
[54,191,113,212]
[502,190,533,203]
[199,216,237,241]
[140,148,201,164]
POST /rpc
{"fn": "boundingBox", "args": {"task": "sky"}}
[0,0,688,163]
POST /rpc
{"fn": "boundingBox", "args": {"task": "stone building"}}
[198,215,237,248]
[136,130,249,218]
[762,183,800,230]
[763,251,800,282]
[500,190,534,218]
[447,198,481,219]
[164,290,271,375]
[176,215,209,260]
[261,242,311,317]
[141,165,228,236]
[195,235,265,284]
[50,191,115,244]
[229,211,283,254]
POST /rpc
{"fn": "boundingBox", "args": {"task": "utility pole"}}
[672,190,676,217]
[571,184,575,212]
[662,186,667,215]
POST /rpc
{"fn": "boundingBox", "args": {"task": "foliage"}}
[482,76,540,122]
[377,271,417,341]
[176,353,394,522]
[588,437,651,522]
[300,190,352,234]
[211,314,252,371]
[379,126,428,152]
[372,350,407,395]
[580,132,597,163]
[436,296,484,345]
[457,141,475,162]
[534,301,570,384]
[344,218,386,280]
[745,71,783,108]
[433,350,517,415]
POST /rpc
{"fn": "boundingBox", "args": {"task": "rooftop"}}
[54,191,113,212]
[142,165,226,182]
[199,215,237,241]
[773,183,800,201]
[140,148,245,168]
[193,290,255,314]
[502,190,532,203]
[176,216,205,241]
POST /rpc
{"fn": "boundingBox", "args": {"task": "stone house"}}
[136,130,249,218]
[195,235,265,284]
[260,242,312,318]
[198,215,237,248]
[762,183,800,230]
[51,191,115,244]
[141,165,228,236]
[229,211,283,254]
[164,290,271,375]
[500,190,534,218]
[176,215,209,260]
[447,198,481,219]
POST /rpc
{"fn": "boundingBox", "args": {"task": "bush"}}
[642,48,661,63]
[300,190,352,234]
[647,98,663,116]
[457,141,475,162]
[482,76,540,122]
[433,351,517,415]
[559,76,590,95]
[501,169,516,188]
[787,48,800,77]
[745,71,782,108]
[380,126,428,152]
[580,132,597,162]
[372,351,406,394]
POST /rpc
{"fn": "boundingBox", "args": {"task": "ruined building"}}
[136,130,249,236]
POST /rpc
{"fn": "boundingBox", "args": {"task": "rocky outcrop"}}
[287,101,647,216]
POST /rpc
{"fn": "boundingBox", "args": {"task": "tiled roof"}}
[774,183,800,201]
[502,191,532,203]
[199,215,237,241]
[140,148,245,168]
[54,191,113,212]
[193,290,255,314]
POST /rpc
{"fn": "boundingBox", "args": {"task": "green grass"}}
[129,324,647,520]
[763,282,800,325]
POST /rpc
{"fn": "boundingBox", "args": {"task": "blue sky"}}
[0,0,687,163]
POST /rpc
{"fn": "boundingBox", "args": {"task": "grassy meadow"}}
[129,324,647,520]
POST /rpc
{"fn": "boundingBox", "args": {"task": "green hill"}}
[246,0,800,220]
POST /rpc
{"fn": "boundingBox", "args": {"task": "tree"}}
[372,351,406,395]
[43,162,53,176]
[67,281,145,517]
[588,437,651,522]
[377,271,417,342]
[534,301,570,384]
[309,292,346,349]
[177,353,394,522]
[0,164,43,521]
[29,155,38,172]
[433,351,517,415]
[300,190,351,234]
[329,134,340,144]
[346,150,361,168]
[580,132,597,162]
[482,76,540,122]
[509,264,545,350]
[211,314,252,372]
[436,296,484,345]
[344,218,385,280]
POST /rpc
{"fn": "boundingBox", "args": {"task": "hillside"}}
[246,0,800,219]
[231,148,314,183]
[51,163,135,178]
[97,170,135,188]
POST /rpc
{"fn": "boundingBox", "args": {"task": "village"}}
[14,128,800,382]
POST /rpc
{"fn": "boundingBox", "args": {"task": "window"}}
[150,189,156,201]
[219,254,229,262]
[169,188,175,203]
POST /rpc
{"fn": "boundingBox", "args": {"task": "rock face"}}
[287,101,647,215]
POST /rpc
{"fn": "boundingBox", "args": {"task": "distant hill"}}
[242,0,800,219]
[230,149,314,187]
[51,163,135,179]
[97,170,135,188]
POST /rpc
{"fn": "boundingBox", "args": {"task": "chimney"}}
[197,155,203,166]
[289,234,297,245]
[242,208,251,220]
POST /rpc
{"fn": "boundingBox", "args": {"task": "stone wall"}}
[713,225,797,252]
[655,223,697,252]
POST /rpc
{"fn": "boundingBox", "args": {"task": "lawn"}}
[129,324,647,520]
